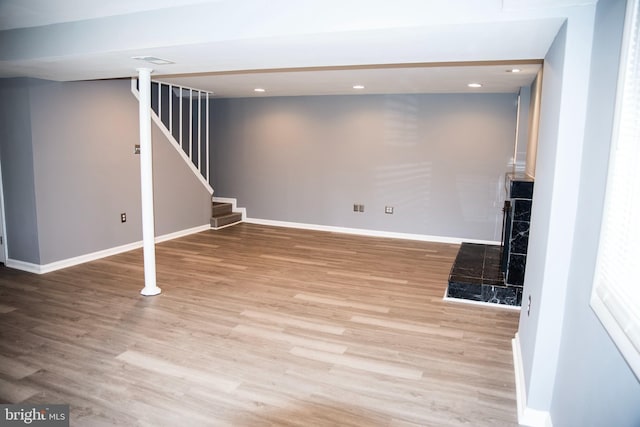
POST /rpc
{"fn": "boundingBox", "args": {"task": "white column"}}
[137,68,161,296]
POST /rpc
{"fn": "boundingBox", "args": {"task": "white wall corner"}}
[512,333,554,427]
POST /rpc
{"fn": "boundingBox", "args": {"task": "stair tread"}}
[211,201,241,229]
[211,212,242,219]
[212,202,233,216]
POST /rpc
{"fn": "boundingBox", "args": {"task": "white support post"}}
[137,68,161,296]
[206,92,210,184]
[189,90,193,161]
[168,84,172,134]
[198,91,202,172]
[179,88,183,148]
[157,82,161,123]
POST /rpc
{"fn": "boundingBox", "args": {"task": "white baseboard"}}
[512,333,553,427]
[154,224,211,244]
[4,259,43,274]
[5,224,210,275]
[245,217,500,245]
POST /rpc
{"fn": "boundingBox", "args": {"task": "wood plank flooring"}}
[0,223,519,426]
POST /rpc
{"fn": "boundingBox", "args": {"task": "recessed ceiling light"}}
[131,56,175,65]
[353,85,365,90]
[254,88,266,93]
[507,68,522,73]
[467,83,482,88]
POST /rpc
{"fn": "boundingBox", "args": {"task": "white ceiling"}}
[0,0,594,97]
[158,63,542,97]
[0,0,222,31]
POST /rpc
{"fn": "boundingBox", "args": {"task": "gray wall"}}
[518,1,640,423]
[29,79,143,264]
[550,0,640,424]
[211,93,517,241]
[0,78,211,266]
[151,122,212,237]
[519,21,568,405]
[0,79,40,264]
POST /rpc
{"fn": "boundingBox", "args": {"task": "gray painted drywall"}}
[0,78,40,264]
[29,79,143,264]
[211,93,517,241]
[1,78,211,266]
[519,23,567,403]
[518,4,597,413]
[550,0,640,425]
[151,122,212,237]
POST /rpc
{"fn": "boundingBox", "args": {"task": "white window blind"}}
[591,0,640,379]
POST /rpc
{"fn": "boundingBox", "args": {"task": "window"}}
[591,0,640,379]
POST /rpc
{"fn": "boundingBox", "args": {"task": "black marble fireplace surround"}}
[502,174,534,287]
[447,243,523,306]
[446,174,533,307]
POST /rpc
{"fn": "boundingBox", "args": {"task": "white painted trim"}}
[153,100,214,193]
[0,154,8,264]
[154,224,211,243]
[197,91,202,174]
[137,68,160,296]
[244,217,500,245]
[212,197,247,220]
[152,78,213,96]
[130,79,213,195]
[443,293,521,311]
[4,224,210,275]
[168,84,173,134]
[189,89,193,161]
[5,259,43,274]
[206,92,210,184]
[179,86,183,148]
[512,333,553,427]
[211,220,243,231]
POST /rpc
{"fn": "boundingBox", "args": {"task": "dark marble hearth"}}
[446,243,523,307]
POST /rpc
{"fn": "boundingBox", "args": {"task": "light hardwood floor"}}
[0,223,520,426]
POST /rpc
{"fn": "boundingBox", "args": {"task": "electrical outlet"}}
[385,206,394,214]
[134,145,141,154]
[121,213,127,223]
[527,295,532,316]
[358,204,364,213]
[353,204,359,212]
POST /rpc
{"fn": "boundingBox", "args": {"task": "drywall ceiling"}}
[157,62,541,97]
[0,0,593,96]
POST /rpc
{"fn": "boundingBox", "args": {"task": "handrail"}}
[131,78,213,195]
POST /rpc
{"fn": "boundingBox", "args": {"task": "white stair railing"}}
[131,78,213,195]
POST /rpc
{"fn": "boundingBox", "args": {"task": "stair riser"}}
[211,213,243,228]
[212,203,233,216]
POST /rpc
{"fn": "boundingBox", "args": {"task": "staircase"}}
[211,202,242,229]
[130,78,245,231]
